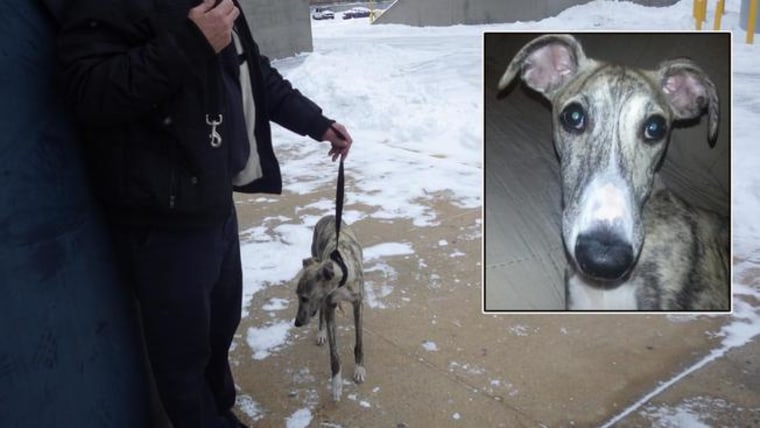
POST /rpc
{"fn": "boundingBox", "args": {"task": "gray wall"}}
[241,0,312,59]
[376,0,678,26]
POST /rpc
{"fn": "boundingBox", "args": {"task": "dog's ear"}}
[498,34,590,99]
[302,257,317,268]
[656,58,719,147]
[321,262,335,281]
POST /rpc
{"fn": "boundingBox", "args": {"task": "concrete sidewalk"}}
[230,188,759,427]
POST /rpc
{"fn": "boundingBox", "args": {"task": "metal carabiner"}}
[205,114,223,148]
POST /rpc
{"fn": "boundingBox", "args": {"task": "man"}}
[56,0,352,426]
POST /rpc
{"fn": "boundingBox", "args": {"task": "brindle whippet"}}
[294,215,365,401]
[497,34,729,310]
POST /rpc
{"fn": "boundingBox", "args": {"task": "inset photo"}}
[483,32,731,312]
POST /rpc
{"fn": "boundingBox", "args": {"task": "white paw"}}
[331,371,343,401]
[316,330,327,346]
[353,365,366,384]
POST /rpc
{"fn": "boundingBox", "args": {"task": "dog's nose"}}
[294,319,303,327]
[575,229,634,280]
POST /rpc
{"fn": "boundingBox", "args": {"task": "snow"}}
[285,408,313,428]
[421,340,439,351]
[509,324,532,337]
[347,393,373,408]
[638,396,748,428]
[239,218,317,318]
[655,412,711,428]
[246,321,292,360]
[364,242,415,260]
[235,394,264,422]
[276,19,482,229]
[262,297,289,312]
[363,261,397,308]
[645,409,711,428]
[449,361,485,376]
[449,250,466,258]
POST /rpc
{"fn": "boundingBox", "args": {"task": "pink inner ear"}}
[524,44,576,92]
[662,74,707,116]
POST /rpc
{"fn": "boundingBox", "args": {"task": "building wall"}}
[375,0,679,26]
[240,0,312,59]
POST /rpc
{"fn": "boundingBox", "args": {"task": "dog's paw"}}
[353,365,366,384]
[316,330,327,346]
[331,371,343,401]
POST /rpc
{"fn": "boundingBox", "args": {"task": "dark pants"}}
[111,209,242,428]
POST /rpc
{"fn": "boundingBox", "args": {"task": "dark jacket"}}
[56,0,333,227]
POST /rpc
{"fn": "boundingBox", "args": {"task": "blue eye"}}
[560,103,586,133]
[643,115,667,142]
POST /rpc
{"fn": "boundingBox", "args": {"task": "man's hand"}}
[322,122,353,161]
[188,0,240,53]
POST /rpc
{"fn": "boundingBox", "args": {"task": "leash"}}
[328,125,349,288]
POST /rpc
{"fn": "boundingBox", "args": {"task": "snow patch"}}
[246,321,292,360]
[639,396,759,428]
[422,340,439,352]
[449,361,485,376]
[285,408,312,428]
[364,242,415,260]
[509,325,530,337]
[364,262,398,309]
[235,394,263,422]
[262,297,289,312]
[449,250,466,258]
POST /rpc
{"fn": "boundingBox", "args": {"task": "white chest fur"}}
[568,274,638,310]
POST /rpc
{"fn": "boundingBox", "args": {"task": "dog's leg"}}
[352,289,366,384]
[316,305,327,346]
[325,302,342,401]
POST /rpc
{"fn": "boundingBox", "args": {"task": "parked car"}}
[342,7,371,19]
[312,8,335,20]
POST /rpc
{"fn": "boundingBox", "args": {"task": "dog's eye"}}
[560,103,586,133]
[300,297,308,304]
[643,115,667,142]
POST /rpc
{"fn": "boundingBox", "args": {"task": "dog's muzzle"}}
[294,308,318,328]
[574,228,634,281]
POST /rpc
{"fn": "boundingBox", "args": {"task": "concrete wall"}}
[375,0,679,26]
[240,0,312,59]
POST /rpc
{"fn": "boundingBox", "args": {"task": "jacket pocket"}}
[122,125,177,212]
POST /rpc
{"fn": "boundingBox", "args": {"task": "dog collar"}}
[330,250,349,288]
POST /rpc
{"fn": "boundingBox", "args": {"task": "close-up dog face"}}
[294,257,337,327]
[554,64,674,281]
[498,34,719,283]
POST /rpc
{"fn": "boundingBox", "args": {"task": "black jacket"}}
[55,0,333,227]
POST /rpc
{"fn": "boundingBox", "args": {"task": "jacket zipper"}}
[205,56,224,147]
[169,166,177,210]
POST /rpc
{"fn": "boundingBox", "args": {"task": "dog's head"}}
[293,257,340,327]
[498,34,719,282]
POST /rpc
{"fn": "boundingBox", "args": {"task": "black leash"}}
[328,125,349,288]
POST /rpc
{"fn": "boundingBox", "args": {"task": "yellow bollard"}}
[713,0,725,30]
[748,0,758,44]
[694,0,707,30]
